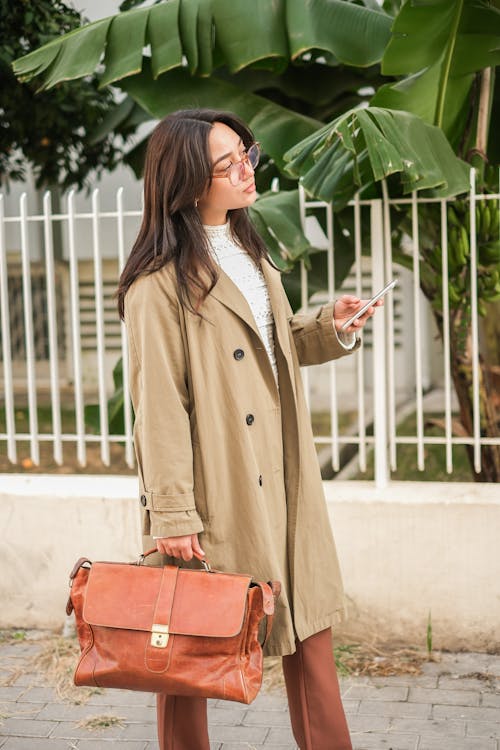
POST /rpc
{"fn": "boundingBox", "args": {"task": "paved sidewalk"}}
[0,636,499,749]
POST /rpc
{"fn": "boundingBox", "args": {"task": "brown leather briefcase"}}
[66,550,281,704]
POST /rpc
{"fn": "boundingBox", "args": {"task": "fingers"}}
[155,534,206,561]
[191,534,206,558]
[341,294,361,304]
[345,305,376,333]
[335,295,384,334]
[355,308,374,326]
[155,535,196,560]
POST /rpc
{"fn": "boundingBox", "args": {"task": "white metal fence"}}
[1,173,499,483]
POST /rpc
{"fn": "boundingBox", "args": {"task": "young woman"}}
[118,109,381,750]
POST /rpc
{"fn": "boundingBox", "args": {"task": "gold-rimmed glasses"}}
[211,142,260,186]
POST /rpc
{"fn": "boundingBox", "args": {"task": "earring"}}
[194,198,199,208]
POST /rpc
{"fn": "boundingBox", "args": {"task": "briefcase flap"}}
[82,562,253,638]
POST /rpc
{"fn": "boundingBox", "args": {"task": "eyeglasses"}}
[211,142,260,186]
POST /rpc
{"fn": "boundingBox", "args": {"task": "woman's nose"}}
[242,155,254,178]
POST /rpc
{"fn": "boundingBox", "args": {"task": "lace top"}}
[204,222,279,383]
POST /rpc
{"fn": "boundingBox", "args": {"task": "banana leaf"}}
[12,0,392,89]
[249,189,312,270]
[371,0,500,146]
[284,106,470,208]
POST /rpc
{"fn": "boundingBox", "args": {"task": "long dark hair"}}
[117,109,270,319]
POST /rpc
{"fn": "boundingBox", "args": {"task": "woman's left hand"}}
[333,294,383,334]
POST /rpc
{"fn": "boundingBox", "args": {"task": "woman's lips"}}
[244,182,256,193]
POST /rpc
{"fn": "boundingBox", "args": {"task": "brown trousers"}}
[157,627,352,750]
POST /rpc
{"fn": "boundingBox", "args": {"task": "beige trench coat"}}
[124,256,360,656]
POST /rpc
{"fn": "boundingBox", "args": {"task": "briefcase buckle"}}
[151,624,169,648]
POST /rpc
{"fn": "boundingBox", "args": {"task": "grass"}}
[76,714,126,731]
[353,410,473,482]
[0,405,84,435]
[0,404,135,474]
[311,409,357,437]
[0,630,27,644]
[262,635,430,693]
[32,636,103,704]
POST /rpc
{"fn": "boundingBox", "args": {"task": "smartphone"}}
[340,278,398,331]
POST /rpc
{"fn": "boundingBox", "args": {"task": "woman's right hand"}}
[156,533,205,561]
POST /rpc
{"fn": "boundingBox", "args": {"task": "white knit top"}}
[204,222,279,382]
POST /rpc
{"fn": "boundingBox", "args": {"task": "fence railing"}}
[298,170,500,484]
[1,172,499,483]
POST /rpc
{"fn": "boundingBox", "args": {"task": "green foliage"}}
[85,357,131,435]
[0,0,136,189]
[11,0,391,190]
[392,165,500,325]
[354,410,474,482]
[12,0,392,88]
[249,190,312,269]
[372,0,500,151]
[284,107,470,208]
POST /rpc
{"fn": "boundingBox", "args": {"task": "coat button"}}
[233,348,244,360]
[258,475,263,486]
[246,413,254,425]
[140,494,147,506]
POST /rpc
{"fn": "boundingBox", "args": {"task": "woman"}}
[118,109,381,750]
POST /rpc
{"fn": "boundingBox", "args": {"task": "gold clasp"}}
[151,624,169,648]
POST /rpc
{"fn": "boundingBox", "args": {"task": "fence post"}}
[371,200,389,488]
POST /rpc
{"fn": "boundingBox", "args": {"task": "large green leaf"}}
[371,0,500,143]
[214,62,384,119]
[249,189,312,269]
[13,17,113,90]
[100,7,149,86]
[119,62,321,170]
[12,0,392,89]
[372,66,473,150]
[249,190,358,310]
[284,106,470,208]
[382,0,500,78]
[286,0,392,67]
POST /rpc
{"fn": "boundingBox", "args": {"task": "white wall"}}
[326,481,500,652]
[1,474,499,652]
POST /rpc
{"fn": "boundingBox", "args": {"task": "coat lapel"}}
[260,259,291,357]
[209,255,297,400]
[209,267,261,340]
[209,257,290,351]
[261,259,298,404]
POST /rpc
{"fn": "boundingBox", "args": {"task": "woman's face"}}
[197,121,257,225]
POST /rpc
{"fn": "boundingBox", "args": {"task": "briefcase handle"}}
[138,547,212,572]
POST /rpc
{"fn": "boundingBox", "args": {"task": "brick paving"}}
[0,636,499,749]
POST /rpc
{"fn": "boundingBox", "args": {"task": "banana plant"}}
[12,0,395,279]
[12,0,392,178]
[285,0,500,481]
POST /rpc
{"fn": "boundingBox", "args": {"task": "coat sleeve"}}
[124,272,204,539]
[286,297,361,366]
